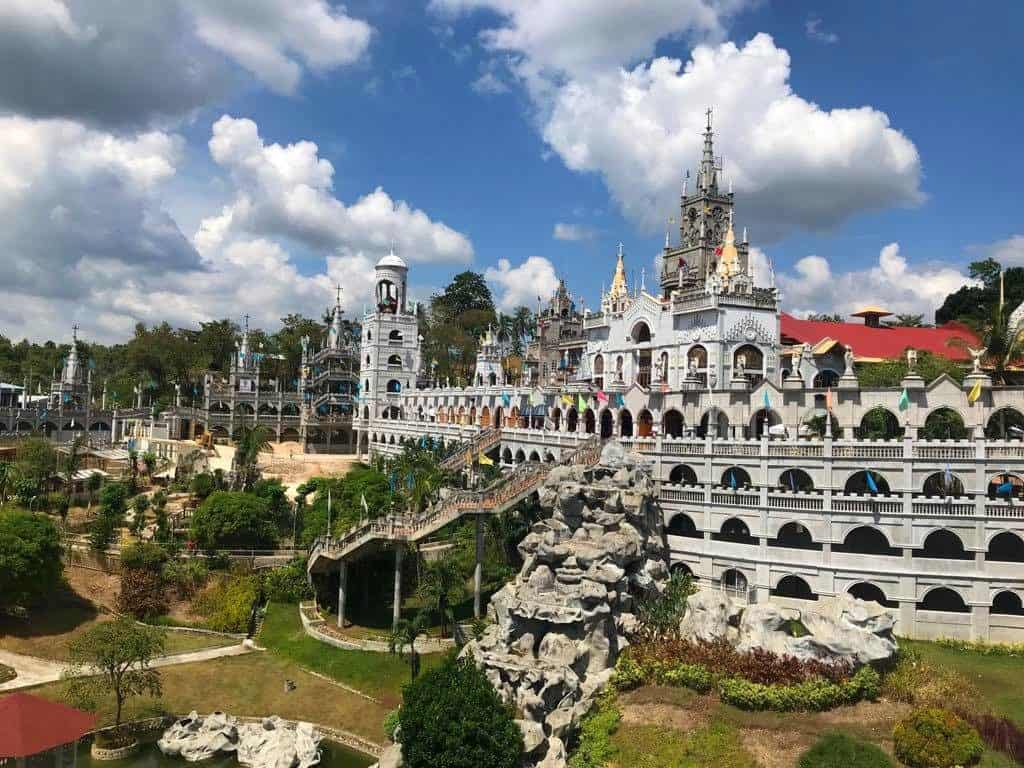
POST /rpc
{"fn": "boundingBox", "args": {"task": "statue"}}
[735,353,746,378]
[968,346,987,374]
[688,358,699,377]
[906,348,918,372]
[843,345,855,376]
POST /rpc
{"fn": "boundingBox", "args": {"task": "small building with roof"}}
[0,693,96,768]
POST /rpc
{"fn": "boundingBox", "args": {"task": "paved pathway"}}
[0,642,253,692]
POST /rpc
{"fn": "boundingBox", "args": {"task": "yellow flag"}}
[478,451,494,466]
[561,394,573,406]
[968,380,982,404]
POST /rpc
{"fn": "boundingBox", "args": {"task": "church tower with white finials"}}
[359,247,421,430]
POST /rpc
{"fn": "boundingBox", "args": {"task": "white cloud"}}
[777,242,978,322]
[553,222,595,241]
[971,234,1024,267]
[197,115,474,264]
[472,71,510,95]
[805,17,839,44]
[484,256,560,311]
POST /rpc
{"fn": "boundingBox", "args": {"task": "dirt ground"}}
[617,686,911,768]
[255,442,360,495]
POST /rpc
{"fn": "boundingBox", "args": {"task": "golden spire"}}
[608,243,628,300]
[717,216,740,280]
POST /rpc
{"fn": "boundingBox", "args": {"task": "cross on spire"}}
[243,314,250,333]
[335,284,343,306]
[705,106,713,130]
[71,323,79,342]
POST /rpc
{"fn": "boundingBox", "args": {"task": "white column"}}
[393,545,403,630]
[337,560,348,629]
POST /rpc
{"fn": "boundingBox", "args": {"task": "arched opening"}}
[988,472,1024,500]
[812,370,840,388]
[986,408,1024,440]
[600,409,614,439]
[89,421,110,432]
[593,355,604,390]
[386,379,402,393]
[720,466,751,489]
[281,428,300,441]
[236,402,255,415]
[551,408,562,431]
[697,409,728,439]
[493,406,503,429]
[567,407,578,432]
[544,452,556,463]
[916,529,970,560]
[844,470,891,495]
[387,354,402,369]
[714,517,757,545]
[210,401,230,414]
[733,344,764,384]
[362,406,370,419]
[992,591,1024,616]
[663,409,684,438]
[388,329,403,343]
[667,513,701,538]
[41,422,57,436]
[922,471,965,497]
[637,409,653,437]
[772,575,817,601]
[670,563,693,578]
[848,582,897,608]
[858,407,904,439]
[779,469,814,492]
[987,531,1024,562]
[488,372,497,386]
[457,406,466,425]
[16,421,33,432]
[210,425,229,438]
[668,465,697,485]
[514,449,526,464]
[509,406,521,428]
[619,409,634,437]
[384,405,401,419]
[771,522,820,551]
[686,345,708,386]
[632,321,651,343]
[585,408,596,434]
[481,406,491,427]
[721,569,748,596]
[281,403,300,417]
[918,587,969,613]
[922,407,969,440]
[258,403,277,415]
[529,450,540,462]
[839,526,898,556]
[750,408,782,438]
[501,447,513,464]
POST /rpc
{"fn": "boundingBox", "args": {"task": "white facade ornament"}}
[968,346,987,374]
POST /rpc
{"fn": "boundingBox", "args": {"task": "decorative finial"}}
[389,238,397,257]
[71,323,79,342]
[335,284,342,306]
[640,267,646,292]
[665,216,674,248]
[742,226,747,243]
[706,106,713,131]
[682,171,688,197]
[243,314,250,333]
[617,242,624,258]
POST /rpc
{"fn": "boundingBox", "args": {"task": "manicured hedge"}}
[893,708,984,768]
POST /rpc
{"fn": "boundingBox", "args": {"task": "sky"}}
[1,0,1022,343]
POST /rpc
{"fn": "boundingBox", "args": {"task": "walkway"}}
[0,642,253,692]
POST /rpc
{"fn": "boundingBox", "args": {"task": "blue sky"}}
[1,0,1021,341]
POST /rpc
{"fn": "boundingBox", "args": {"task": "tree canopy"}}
[189,491,278,549]
[421,271,497,384]
[0,509,62,610]
[936,258,1024,329]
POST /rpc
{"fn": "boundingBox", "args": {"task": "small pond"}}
[76,740,374,768]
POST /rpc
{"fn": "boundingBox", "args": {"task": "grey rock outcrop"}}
[158,712,322,768]
[678,591,897,665]
[463,452,668,768]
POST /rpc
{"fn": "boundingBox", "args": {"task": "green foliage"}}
[856,350,965,387]
[636,571,696,641]
[262,558,313,603]
[388,612,430,682]
[0,508,62,610]
[569,693,620,768]
[192,572,259,633]
[398,655,523,768]
[383,708,401,742]
[882,646,984,716]
[120,541,168,571]
[797,732,894,768]
[233,425,273,491]
[189,491,277,549]
[190,472,218,500]
[162,558,209,599]
[415,554,467,638]
[934,638,1024,658]
[296,466,391,545]
[894,708,984,768]
[15,437,57,486]
[252,478,293,533]
[64,616,166,728]
[937,259,1024,329]
[117,568,167,619]
[718,666,880,712]
[421,271,498,383]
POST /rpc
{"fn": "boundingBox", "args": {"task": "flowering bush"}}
[893,708,984,768]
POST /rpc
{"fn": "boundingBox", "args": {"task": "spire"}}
[329,285,345,349]
[700,107,719,194]
[608,243,628,300]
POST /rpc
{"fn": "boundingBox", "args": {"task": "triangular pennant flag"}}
[897,388,910,412]
[865,469,879,494]
[577,394,587,412]
[561,394,573,406]
[596,391,608,404]
[478,451,494,466]
[968,380,982,404]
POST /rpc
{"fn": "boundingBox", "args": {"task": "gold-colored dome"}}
[717,224,740,279]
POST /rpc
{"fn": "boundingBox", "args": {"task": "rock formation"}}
[158,712,322,768]
[462,442,669,768]
[678,591,898,666]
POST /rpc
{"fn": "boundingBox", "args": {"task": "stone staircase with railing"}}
[437,426,503,472]
[307,434,602,573]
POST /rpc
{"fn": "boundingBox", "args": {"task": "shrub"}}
[882,647,983,716]
[262,558,313,603]
[399,655,522,768]
[162,559,209,600]
[190,473,217,500]
[120,541,168,571]
[718,666,879,712]
[117,568,167,619]
[189,491,278,549]
[0,509,63,610]
[192,573,259,633]
[383,709,401,741]
[569,693,620,768]
[966,713,1024,763]
[893,708,984,768]
[798,732,893,768]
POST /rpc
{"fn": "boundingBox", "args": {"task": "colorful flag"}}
[825,387,834,412]
[968,380,982,404]
[897,388,910,412]
[389,472,397,493]
[615,393,625,408]
[865,470,879,494]
[501,392,511,407]
[529,389,544,406]
[577,394,587,412]
[561,394,573,406]
[996,478,1014,497]
[728,470,737,489]
[478,452,494,466]
[596,391,608,404]
[944,464,954,492]
[360,494,369,517]
[762,390,771,410]
[406,471,415,490]
[788,471,797,492]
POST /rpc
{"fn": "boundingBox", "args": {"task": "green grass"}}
[258,602,443,705]
[610,721,759,768]
[905,639,1024,725]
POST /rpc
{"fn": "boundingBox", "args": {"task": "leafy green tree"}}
[90,483,129,551]
[85,471,104,511]
[16,437,57,488]
[0,461,13,504]
[416,555,467,638]
[64,617,165,732]
[232,425,272,491]
[398,655,523,768]
[117,542,168,619]
[190,472,217,500]
[296,466,392,545]
[936,259,1024,329]
[252,478,293,534]
[806,313,845,322]
[856,351,965,388]
[388,612,429,681]
[0,509,62,610]
[142,452,157,479]
[62,436,86,496]
[886,313,926,328]
[130,495,150,537]
[422,271,497,383]
[189,491,277,549]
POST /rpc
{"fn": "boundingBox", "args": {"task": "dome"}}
[376,249,407,269]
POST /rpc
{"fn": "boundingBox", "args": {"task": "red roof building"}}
[0,693,96,759]
[780,312,981,363]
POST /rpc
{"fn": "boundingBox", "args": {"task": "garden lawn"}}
[610,721,759,768]
[259,602,443,705]
[904,639,1024,726]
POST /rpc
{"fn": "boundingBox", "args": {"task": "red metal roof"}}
[0,693,97,757]
[780,313,980,362]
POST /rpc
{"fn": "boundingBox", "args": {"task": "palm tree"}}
[387,611,430,681]
[142,452,157,481]
[416,555,467,639]
[232,425,272,491]
[511,306,535,357]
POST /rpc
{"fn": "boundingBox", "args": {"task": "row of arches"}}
[500,447,557,464]
[666,514,1024,561]
[207,425,303,442]
[208,401,301,416]
[591,337,766,390]
[666,463,1024,499]
[0,420,110,433]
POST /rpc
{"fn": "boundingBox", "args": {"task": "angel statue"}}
[843,345,855,376]
[906,348,918,372]
[968,346,987,374]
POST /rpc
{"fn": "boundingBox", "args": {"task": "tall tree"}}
[422,272,497,384]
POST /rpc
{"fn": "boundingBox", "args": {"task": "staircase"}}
[308,434,601,573]
[438,427,503,472]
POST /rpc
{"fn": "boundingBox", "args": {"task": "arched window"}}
[670,563,693,578]
[544,452,556,463]
[567,407,579,432]
[922,471,964,497]
[812,370,840,388]
[721,568,748,596]
[918,587,969,613]
[987,531,1024,562]
[668,465,697,485]
[844,470,891,495]
[386,379,402,393]
[733,344,764,384]
[720,466,751,489]
[687,344,707,372]
[514,449,526,463]
[779,469,814,492]
[551,408,562,431]
[584,408,596,434]
[387,354,402,369]
[848,582,897,608]
[858,407,904,439]
[619,409,633,437]
[632,321,651,343]
[501,447,513,464]
[389,329,403,343]
[481,406,491,427]
[637,409,653,437]
[236,403,254,415]
[667,513,700,538]
[600,409,614,439]
[771,522,819,550]
[916,529,969,560]
[663,409,684,438]
[715,517,756,544]
[750,408,782,438]
[366,354,371,365]
[529,450,540,462]
[697,409,728,439]
[986,408,1024,440]
[488,372,497,386]
[772,575,817,601]
[988,472,1024,500]
[992,591,1024,616]
[922,407,968,440]
[593,355,604,389]
[839,526,897,556]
